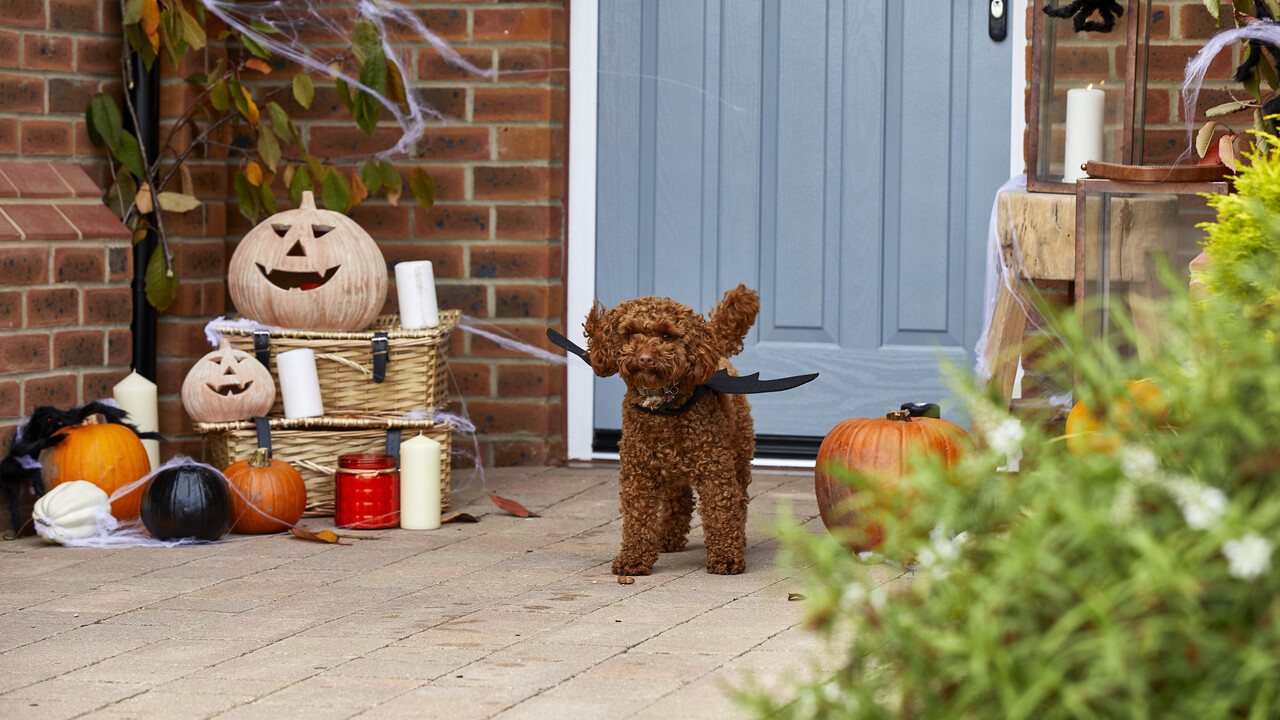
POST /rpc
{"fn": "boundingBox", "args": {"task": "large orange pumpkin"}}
[228,190,387,331]
[40,415,151,520]
[223,448,306,534]
[1064,379,1169,456]
[815,410,969,552]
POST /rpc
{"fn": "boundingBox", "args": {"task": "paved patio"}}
[0,463,906,719]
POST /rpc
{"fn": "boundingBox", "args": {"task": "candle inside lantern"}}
[399,433,442,530]
[276,348,324,419]
[1063,83,1105,183]
[394,260,439,330]
[113,371,158,471]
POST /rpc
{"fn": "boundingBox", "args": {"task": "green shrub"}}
[741,150,1280,719]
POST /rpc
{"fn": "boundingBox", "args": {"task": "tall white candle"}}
[394,260,439,330]
[276,348,324,419]
[113,371,158,471]
[399,433,442,530]
[1063,84,1105,183]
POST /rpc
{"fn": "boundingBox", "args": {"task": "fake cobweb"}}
[196,0,494,157]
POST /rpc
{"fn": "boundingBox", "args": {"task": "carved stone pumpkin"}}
[228,190,388,330]
[181,339,276,423]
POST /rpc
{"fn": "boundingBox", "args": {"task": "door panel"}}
[594,0,1010,442]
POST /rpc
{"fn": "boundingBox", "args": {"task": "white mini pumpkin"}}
[33,480,110,544]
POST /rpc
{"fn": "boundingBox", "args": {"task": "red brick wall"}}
[0,1,569,472]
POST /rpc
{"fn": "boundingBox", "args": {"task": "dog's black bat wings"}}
[546,328,818,395]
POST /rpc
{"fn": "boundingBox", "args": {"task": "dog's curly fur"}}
[584,285,760,575]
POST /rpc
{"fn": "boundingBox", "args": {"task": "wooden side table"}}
[984,191,1076,407]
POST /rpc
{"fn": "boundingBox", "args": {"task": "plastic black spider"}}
[1044,0,1125,33]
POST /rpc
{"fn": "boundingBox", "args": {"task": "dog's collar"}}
[546,328,820,409]
[634,384,711,416]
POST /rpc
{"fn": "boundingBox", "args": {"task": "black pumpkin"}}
[140,463,233,541]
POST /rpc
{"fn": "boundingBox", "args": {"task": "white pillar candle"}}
[276,348,324,419]
[399,433,442,530]
[1063,84,1105,183]
[113,371,159,471]
[394,260,439,330]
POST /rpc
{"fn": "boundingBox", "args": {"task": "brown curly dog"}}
[584,285,760,575]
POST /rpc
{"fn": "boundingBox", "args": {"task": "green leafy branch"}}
[1196,0,1280,166]
[89,0,438,312]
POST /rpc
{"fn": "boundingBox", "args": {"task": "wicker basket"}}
[196,416,452,517]
[209,311,460,417]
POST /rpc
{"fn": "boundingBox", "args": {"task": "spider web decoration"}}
[197,0,494,157]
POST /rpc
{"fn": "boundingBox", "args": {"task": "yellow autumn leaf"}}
[141,0,161,53]
[240,87,260,126]
[135,183,154,214]
[245,161,263,187]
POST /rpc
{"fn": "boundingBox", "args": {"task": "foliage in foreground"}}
[740,150,1280,719]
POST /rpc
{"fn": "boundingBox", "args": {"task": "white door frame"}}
[566,0,601,461]
[564,0,1026,462]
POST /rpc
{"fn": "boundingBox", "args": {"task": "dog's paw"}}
[705,556,745,575]
[612,554,654,576]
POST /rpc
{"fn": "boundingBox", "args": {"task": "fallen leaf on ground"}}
[289,527,350,545]
[441,512,479,524]
[488,494,538,518]
[787,592,805,601]
[617,575,635,585]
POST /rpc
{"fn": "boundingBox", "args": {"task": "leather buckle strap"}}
[253,416,272,457]
[371,333,389,384]
[253,330,271,372]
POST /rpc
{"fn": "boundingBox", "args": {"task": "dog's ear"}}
[583,300,619,377]
[709,284,759,357]
[688,324,722,387]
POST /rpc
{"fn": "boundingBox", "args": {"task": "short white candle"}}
[276,348,324,419]
[113,371,158,471]
[1063,84,1105,183]
[395,260,439,330]
[399,433,442,530]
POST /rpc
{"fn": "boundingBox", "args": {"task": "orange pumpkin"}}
[181,339,276,423]
[1064,379,1169,456]
[223,448,306,533]
[815,410,969,552]
[40,415,151,520]
[228,190,387,331]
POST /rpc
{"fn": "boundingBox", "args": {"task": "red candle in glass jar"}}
[334,453,399,528]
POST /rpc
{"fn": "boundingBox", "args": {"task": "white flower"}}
[1178,486,1228,530]
[987,418,1025,457]
[1120,445,1160,482]
[915,526,969,580]
[1222,533,1272,581]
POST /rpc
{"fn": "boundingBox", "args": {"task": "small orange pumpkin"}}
[228,190,388,331]
[223,448,306,533]
[814,409,969,552]
[181,340,276,423]
[40,415,151,520]
[1064,379,1169,456]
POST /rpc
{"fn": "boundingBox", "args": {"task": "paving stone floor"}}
[0,463,906,719]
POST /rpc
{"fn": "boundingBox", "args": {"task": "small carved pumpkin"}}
[228,190,388,330]
[41,414,151,521]
[224,448,306,534]
[814,409,970,552]
[181,340,276,423]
